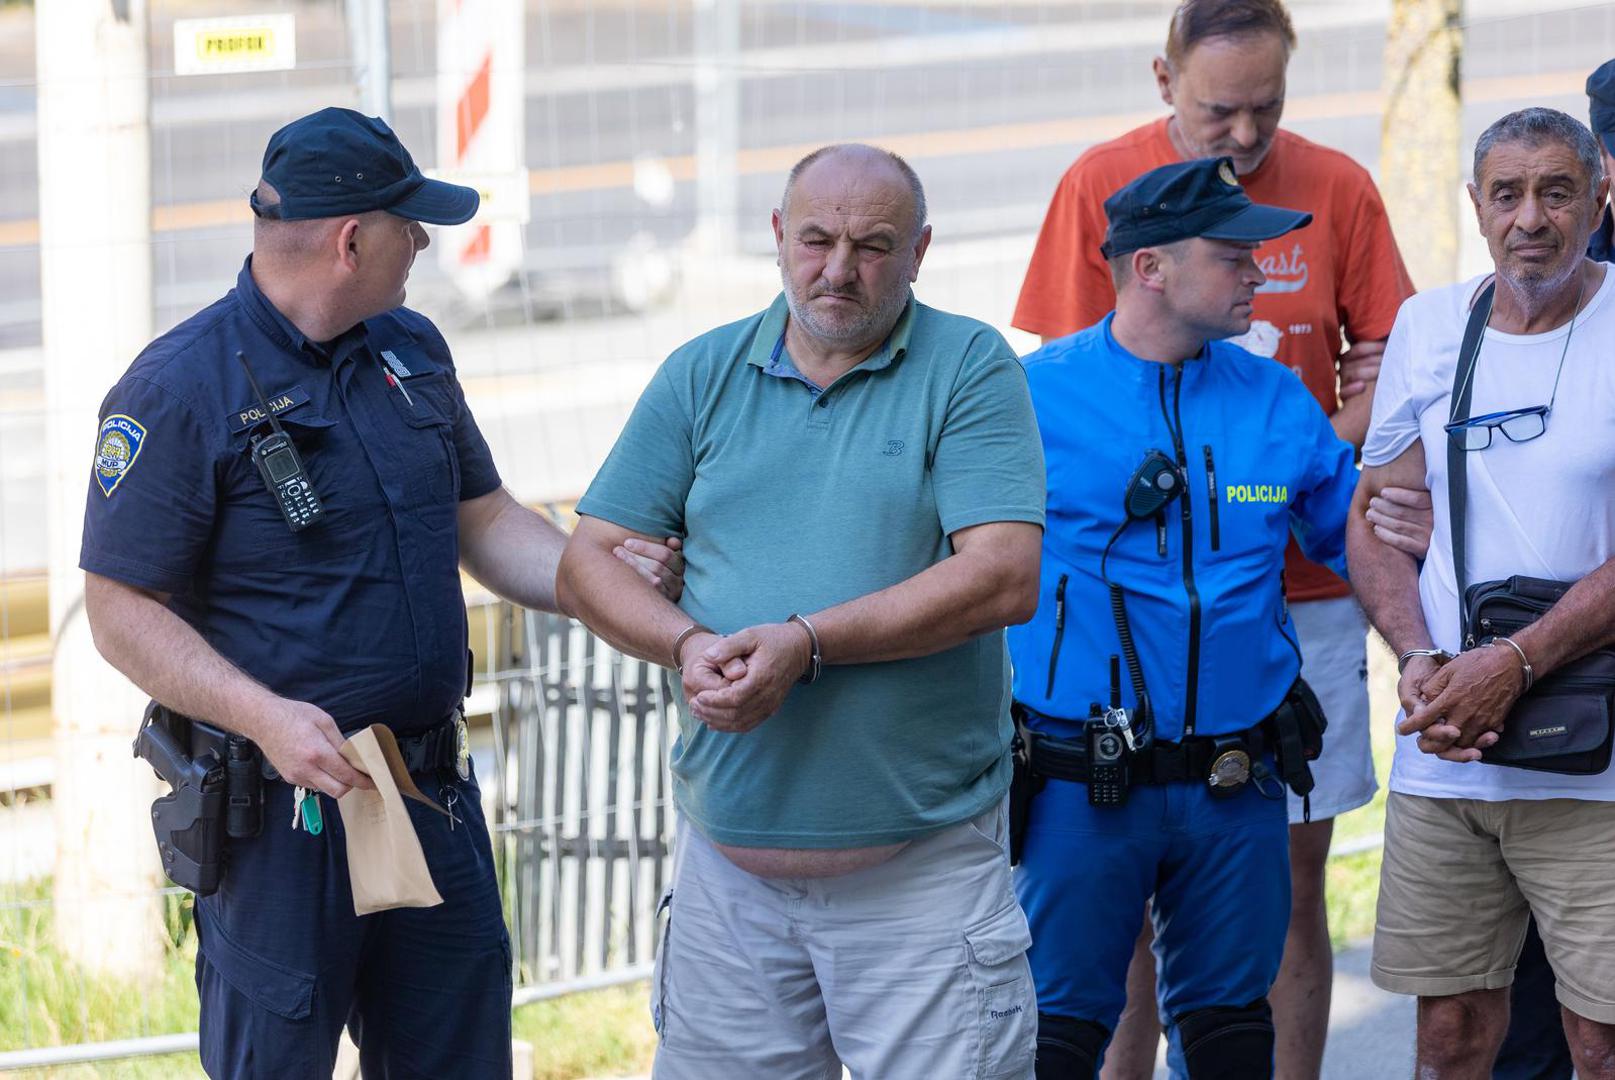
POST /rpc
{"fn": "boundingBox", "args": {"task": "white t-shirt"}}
[1363,268,1615,801]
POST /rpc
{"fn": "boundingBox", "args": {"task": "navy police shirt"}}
[80,259,501,734]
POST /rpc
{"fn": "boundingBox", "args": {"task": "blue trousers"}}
[1016,768,1290,1065]
[194,764,512,1079]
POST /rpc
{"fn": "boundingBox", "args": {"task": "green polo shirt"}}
[576,293,1045,847]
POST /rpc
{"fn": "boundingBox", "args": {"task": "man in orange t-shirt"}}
[1014,2,1416,1076]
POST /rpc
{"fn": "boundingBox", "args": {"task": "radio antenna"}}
[236,350,288,436]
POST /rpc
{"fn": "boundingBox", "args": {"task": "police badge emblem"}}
[94,414,147,496]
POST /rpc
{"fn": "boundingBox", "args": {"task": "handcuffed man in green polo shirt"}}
[557,143,1046,1078]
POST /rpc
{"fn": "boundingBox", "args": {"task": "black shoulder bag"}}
[1447,281,1615,774]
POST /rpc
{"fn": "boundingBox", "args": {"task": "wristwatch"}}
[1397,648,1453,673]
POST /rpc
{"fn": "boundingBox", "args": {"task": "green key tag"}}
[300,791,324,836]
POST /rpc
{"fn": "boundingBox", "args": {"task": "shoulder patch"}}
[94,414,147,497]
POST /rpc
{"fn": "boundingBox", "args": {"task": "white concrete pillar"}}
[37,0,162,978]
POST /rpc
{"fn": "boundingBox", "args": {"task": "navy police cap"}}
[251,107,479,225]
[1588,58,1615,155]
[1100,157,1312,260]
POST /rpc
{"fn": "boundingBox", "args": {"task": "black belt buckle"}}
[1207,735,1251,797]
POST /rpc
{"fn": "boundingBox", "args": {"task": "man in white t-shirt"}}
[1349,107,1615,1077]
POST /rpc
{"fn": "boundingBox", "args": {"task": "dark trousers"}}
[195,765,512,1079]
[1493,917,1573,1080]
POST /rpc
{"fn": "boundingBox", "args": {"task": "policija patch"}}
[94,414,147,496]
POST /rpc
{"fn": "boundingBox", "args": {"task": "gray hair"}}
[1472,107,1605,187]
[780,144,928,240]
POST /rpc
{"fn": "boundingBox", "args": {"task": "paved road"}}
[1318,943,1417,1080]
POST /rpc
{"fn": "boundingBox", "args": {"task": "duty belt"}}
[1017,707,1271,786]
[186,711,469,780]
[393,712,471,779]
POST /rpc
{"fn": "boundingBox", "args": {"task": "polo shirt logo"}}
[93,414,146,497]
[882,440,905,457]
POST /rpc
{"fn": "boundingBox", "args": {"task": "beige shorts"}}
[1371,791,1615,1023]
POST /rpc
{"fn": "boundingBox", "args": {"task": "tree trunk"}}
[1381,0,1464,291]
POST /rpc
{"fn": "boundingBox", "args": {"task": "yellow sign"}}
[174,15,296,76]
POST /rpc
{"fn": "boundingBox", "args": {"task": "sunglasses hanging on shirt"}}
[1443,271,1585,452]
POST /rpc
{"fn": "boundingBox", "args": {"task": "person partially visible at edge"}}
[556,143,1047,1078]
[1009,155,1359,1080]
[1588,58,1615,264]
[78,108,682,1079]
[1011,3,1418,1075]
[1349,106,1615,1079]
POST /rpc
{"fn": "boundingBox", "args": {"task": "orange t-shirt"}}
[1014,118,1414,602]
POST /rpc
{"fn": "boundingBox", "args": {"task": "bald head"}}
[779,144,928,242]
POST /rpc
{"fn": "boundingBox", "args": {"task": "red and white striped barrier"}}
[436,0,525,302]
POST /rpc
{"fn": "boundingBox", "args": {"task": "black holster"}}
[1008,706,1046,866]
[133,703,268,896]
[1266,678,1327,813]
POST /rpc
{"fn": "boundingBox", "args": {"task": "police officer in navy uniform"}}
[1007,158,1359,1078]
[79,109,679,1078]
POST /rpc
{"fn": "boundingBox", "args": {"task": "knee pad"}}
[1176,998,1275,1080]
[1035,1011,1109,1080]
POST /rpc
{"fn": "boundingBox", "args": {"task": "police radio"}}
[1086,656,1138,808]
[237,351,324,532]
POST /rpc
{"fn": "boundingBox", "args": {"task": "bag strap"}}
[1448,279,1496,646]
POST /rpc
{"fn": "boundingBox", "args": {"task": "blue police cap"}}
[1588,59,1615,155]
[1100,157,1312,260]
[251,107,479,225]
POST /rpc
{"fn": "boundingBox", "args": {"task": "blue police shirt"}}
[1007,314,1356,742]
[80,259,501,734]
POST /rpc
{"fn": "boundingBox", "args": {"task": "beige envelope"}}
[337,723,449,915]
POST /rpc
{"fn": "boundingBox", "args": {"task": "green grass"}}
[514,986,655,1080]
[0,878,654,1080]
[0,882,205,1079]
[1322,633,1400,949]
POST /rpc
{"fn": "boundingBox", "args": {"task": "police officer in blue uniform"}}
[1007,158,1359,1078]
[79,109,679,1079]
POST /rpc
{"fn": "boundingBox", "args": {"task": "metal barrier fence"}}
[480,603,676,990]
